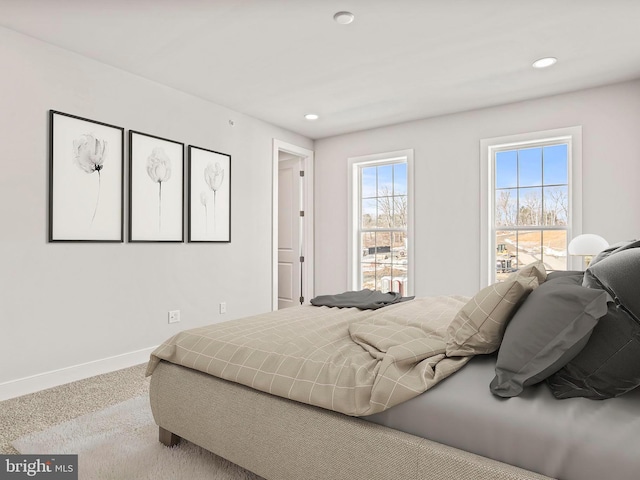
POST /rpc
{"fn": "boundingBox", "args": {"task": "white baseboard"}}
[0,346,158,401]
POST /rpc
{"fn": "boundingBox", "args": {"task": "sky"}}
[360,162,408,220]
[496,144,568,189]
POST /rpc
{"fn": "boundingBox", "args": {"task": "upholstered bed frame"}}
[150,360,552,480]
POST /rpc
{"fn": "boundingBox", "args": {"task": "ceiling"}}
[2,0,640,139]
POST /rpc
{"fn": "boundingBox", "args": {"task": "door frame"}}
[272,139,315,311]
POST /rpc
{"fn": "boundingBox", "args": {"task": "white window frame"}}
[348,149,415,295]
[480,126,583,287]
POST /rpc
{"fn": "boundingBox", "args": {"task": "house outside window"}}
[481,127,583,286]
[348,150,414,295]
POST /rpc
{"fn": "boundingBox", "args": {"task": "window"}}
[481,127,582,286]
[348,150,414,295]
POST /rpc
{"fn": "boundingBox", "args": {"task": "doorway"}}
[272,140,314,311]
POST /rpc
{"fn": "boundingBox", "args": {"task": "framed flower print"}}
[49,110,124,242]
[129,131,184,242]
[188,146,231,242]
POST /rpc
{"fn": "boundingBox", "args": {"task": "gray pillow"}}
[546,270,584,280]
[583,240,640,323]
[547,302,640,399]
[490,274,608,398]
[587,239,640,268]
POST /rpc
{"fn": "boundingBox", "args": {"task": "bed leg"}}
[159,427,181,447]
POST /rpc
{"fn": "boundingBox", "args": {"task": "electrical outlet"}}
[168,310,181,324]
[219,302,227,314]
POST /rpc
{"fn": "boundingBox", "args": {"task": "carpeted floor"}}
[0,363,150,454]
[12,395,262,479]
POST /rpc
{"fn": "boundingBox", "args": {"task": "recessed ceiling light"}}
[304,113,319,121]
[532,57,557,69]
[333,11,355,25]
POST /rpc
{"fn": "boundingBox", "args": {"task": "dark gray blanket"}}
[310,289,414,310]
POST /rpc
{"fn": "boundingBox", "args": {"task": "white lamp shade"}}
[568,234,609,256]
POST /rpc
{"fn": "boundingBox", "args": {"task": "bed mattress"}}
[365,354,640,480]
[150,360,552,480]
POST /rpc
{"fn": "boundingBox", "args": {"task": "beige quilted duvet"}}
[147,296,472,416]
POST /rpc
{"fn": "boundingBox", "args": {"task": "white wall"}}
[314,79,640,297]
[0,27,312,392]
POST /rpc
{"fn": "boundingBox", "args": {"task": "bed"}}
[147,246,640,480]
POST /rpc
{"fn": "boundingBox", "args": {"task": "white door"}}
[278,157,303,309]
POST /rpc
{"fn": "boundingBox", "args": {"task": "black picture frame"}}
[129,131,185,242]
[49,110,124,242]
[187,145,232,243]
